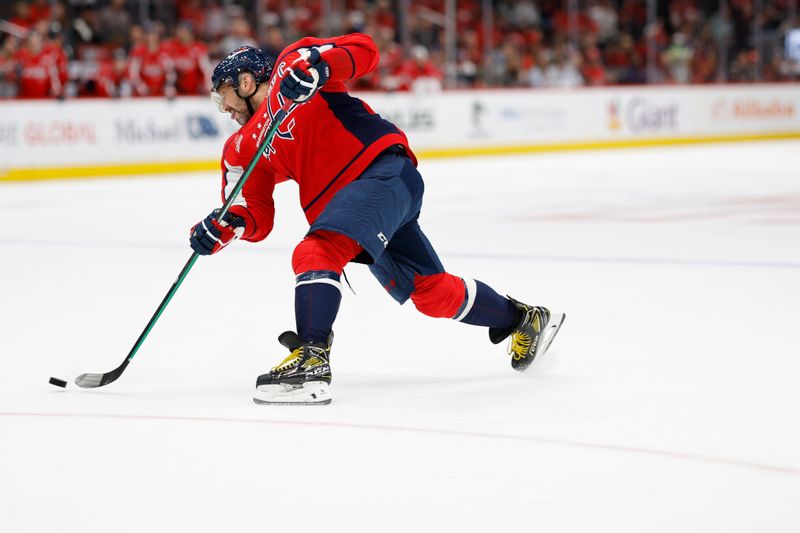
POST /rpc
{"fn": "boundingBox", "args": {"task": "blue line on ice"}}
[3,238,799,270]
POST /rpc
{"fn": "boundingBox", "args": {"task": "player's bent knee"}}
[292,230,362,275]
[411,273,466,318]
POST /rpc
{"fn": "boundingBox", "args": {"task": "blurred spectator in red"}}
[41,22,69,93]
[97,0,133,47]
[129,30,175,97]
[619,0,647,37]
[128,25,146,57]
[581,47,607,85]
[552,7,598,36]
[0,37,21,98]
[348,24,402,90]
[9,2,34,30]
[29,0,52,24]
[2,0,797,99]
[177,0,207,36]
[283,0,321,37]
[603,35,629,82]
[165,21,212,95]
[395,44,444,92]
[372,0,396,32]
[608,32,646,83]
[618,49,647,83]
[14,32,62,98]
[90,48,131,97]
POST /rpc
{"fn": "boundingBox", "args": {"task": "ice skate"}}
[490,298,565,372]
[254,331,333,405]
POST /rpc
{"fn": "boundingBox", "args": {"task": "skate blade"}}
[253,381,332,406]
[537,312,566,357]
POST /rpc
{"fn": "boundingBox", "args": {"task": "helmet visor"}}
[210,88,226,113]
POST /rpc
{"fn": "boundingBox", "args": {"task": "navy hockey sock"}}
[295,270,342,344]
[453,279,520,330]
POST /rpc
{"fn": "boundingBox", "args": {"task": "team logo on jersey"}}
[271,93,298,142]
[257,92,298,160]
[257,46,330,159]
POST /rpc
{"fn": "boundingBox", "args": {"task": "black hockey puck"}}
[49,377,67,388]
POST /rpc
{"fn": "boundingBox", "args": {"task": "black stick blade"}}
[74,361,128,388]
[74,373,106,388]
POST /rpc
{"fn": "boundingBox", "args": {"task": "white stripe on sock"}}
[295,278,342,291]
[454,278,477,322]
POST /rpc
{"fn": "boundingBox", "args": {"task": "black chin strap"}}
[235,76,259,116]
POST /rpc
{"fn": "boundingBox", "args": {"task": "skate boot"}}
[489,298,565,372]
[253,331,333,405]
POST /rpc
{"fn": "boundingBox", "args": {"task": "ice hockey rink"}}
[1,141,799,532]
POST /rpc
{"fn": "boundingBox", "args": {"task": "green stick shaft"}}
[124,105,290,363]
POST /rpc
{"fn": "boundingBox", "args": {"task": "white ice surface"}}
[1,142,799,532]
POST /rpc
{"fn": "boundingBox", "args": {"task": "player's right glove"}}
[280,48,330,102]
[189,209,246,255]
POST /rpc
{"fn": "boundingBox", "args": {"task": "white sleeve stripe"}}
[295,278,343,291]
[454,278,478,322]
[201,220,224,244]
[223,160,247,208]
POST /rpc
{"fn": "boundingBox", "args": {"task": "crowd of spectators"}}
[0,0,798,99]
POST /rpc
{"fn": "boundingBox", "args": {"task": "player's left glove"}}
[189,209,246,255]
[280,48,330,103]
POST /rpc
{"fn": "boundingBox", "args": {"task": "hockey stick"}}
[75,102,293,389]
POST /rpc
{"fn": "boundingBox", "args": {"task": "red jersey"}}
[130,46,174,96]
[43,42,68,89]
[219,34,416,243]
[15,48,60,98]
[129,43,147,60]
[394,60,444,91]
[29,1,52,23]
[92,59,127,97]
[164,39,210,95]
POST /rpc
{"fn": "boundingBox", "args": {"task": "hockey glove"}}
[280,48,330,103]
[189,209,246,255]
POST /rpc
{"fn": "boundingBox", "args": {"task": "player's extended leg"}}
[411,272,565,371]
[372,221,565,371]
[254,230,363,405]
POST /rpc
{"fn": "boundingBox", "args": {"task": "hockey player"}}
[190,35,565,405]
